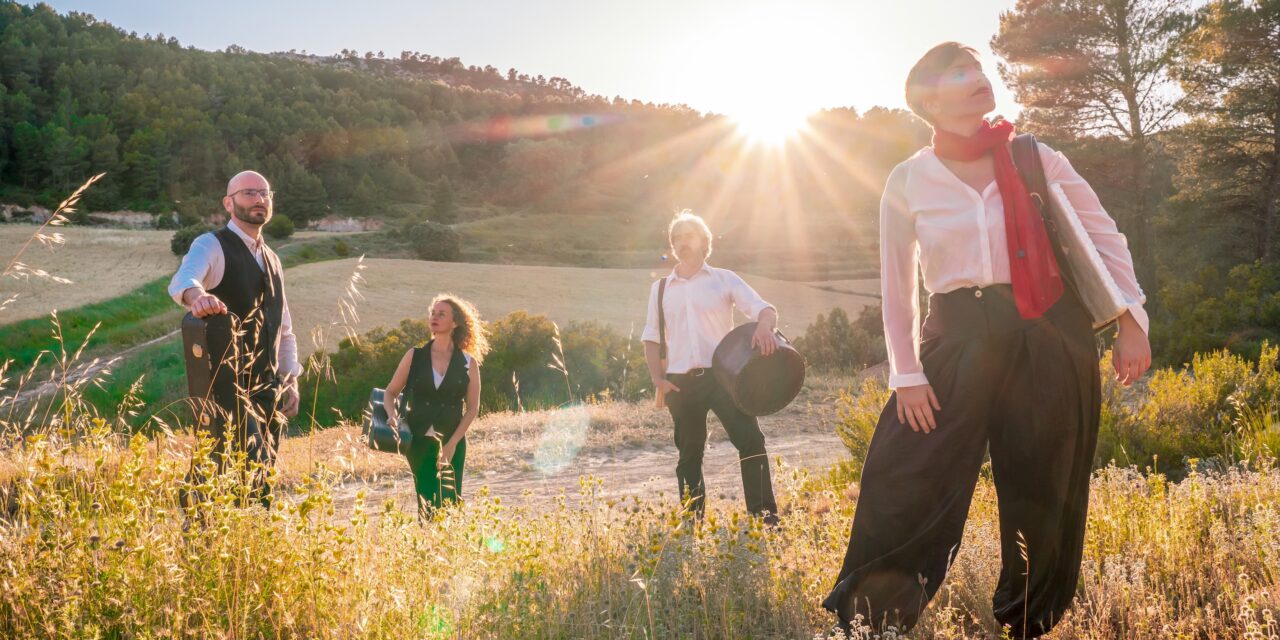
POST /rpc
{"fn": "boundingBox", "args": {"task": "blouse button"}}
[974,289,984,299]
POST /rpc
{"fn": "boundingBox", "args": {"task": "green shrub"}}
[409,220,461,261]
[1154,261,1280,366]
[791,305,885,373]
[333,239,350,257]
[309,311,651,425]
[264,214,295,240]
[1095,343,1280,476]
[834,344,1280,479]
[170,224,214,256]
[305,318,431,428]
[833,376,892,476]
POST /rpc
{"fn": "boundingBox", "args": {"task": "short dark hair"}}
[905,42,980,125]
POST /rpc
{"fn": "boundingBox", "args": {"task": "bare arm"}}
[445,357,483,448]
[383,349,414,429]
[644,340,679,394]
[752,307,779,356]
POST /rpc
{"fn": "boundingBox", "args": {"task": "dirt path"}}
[330,428,847,516]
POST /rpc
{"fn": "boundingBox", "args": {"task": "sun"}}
[731,103,814,146]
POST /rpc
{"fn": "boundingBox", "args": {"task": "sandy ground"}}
[336,429,846,517]
[284,375,855,517]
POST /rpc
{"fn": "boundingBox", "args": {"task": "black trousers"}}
[823,285,1100,638]
[188,384,283,507]
[665,370,778,517]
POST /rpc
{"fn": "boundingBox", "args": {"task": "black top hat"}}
[712,321,806,416]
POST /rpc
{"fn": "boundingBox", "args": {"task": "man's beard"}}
[233,201,271,226]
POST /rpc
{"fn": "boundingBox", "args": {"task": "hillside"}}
[0,2,925,269]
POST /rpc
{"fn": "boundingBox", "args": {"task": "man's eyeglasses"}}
[229,188,274,200]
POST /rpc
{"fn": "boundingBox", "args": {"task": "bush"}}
[310,311,651,424]
[174,201,207,228]
[1154,261,1280,367]
[792,305,885,374]
[264,214,295,240]
[307,318,432,428]
[333,239,350,257]
[1096,343,1280,476]
[833,376,892,476]
[481,311,565,411]
[409,221,461,261]
[170,224,214,256]
[834,343,1280,479]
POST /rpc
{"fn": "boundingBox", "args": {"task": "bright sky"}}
[43,0,1021,121]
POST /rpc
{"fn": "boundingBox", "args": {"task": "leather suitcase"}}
[181,312,236,425]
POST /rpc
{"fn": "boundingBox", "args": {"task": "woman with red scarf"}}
[823,43,1152,638]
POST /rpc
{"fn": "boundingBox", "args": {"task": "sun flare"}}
[731,104,814,145]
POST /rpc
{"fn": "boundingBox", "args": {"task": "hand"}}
[1112,313,1152,387]
[439,441,457,468]
[189,292,228,318]
[896,384,941,434]
[280,378,300,418]
[654,379,681,395]
[752,324,779,356]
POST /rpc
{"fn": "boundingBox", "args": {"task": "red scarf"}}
[932,120,1063,319]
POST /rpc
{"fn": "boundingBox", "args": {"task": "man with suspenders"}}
[642,211,782,524]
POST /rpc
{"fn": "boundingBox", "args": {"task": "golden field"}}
[0,225,176,323]
[286,257,879,356]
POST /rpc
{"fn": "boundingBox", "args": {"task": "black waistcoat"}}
[207,226,285,387]
[405,341,470,441]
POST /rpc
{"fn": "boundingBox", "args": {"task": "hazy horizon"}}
[39,0,1023,120]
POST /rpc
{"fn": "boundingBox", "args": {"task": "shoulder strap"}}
[657,278,668,360]
[1012,133,1049,211]
[1012,133,1082,304]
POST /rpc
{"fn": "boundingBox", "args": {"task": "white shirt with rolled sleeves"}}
[880,142,1149,389]
[167,222,303,379]
[641,264,776,375]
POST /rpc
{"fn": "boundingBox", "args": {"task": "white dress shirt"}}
[168,222,302,378]
[882,142,1148,389]
[642,264,776,374]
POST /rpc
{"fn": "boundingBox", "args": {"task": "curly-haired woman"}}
[383,294,490,515]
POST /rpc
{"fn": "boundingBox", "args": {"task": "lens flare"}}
[533,403,590,474]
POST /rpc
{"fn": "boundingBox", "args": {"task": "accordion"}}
[1044,183,1146,329]
[1013,134,1145,330]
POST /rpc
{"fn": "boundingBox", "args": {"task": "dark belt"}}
[671,367,709,378]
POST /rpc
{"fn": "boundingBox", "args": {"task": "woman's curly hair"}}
[431,293,491,364]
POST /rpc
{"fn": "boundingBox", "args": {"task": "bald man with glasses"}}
[169,171,301,504]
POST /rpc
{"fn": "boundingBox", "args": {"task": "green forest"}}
[0,0,1278,366]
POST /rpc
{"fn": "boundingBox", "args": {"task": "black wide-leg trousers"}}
[823,284,1100,638]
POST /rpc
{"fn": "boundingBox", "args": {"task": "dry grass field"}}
[0,225,176,323]
[287,257,880,356]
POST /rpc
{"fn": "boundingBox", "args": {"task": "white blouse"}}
[881,143,1148,389]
